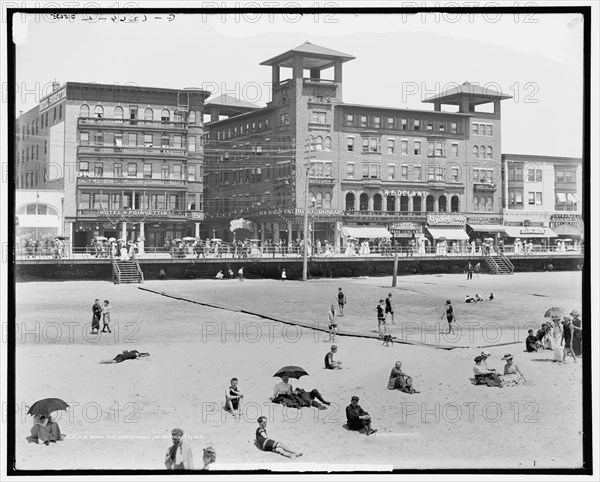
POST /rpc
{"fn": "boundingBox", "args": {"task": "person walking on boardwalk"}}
[441,300,455,335]
[337,287,346,316]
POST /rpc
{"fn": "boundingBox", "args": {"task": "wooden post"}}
[392,251,398,287]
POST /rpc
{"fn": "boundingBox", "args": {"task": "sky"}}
[11,8,586,158]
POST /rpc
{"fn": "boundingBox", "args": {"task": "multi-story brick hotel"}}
[15,82,210,248]
[202,42,512,248]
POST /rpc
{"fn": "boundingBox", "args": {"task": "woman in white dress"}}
[552,316,564,362]
[499,354,526,386]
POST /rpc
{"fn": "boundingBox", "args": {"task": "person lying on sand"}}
[99,350,150,364]
[255,417,302,458]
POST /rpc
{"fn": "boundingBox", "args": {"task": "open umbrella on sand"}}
[27,398,69,417]
[544,307,566,318]
[273,366,309,380]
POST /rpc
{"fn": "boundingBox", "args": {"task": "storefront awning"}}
[556,193,567,202]
[341,226,392,239]
[503,226,558,238]
[467,224,506,233]
[552,223,583,236]
[425,225,469,240]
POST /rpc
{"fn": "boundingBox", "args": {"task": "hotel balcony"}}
[473,181,497,192]
[78,145,187,159]
[77,176,188,188]
[78,117,187,131]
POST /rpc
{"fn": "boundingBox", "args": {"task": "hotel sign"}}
[427,213,466,225]
[79,209,204,220]
[467,216,503,225]
[550,214,582,222]
[384,190,429,197]
[390,222,421,231]
[40,86,66,112]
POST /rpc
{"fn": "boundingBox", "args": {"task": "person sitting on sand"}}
[474,294,484,302]
[27,414,64,445]
[473,356,503,387]
[272,374,294,403]
[487,292,494,301]
[201,446,217,470]
[224,377,243,416]
[465,295,476,303]
[346,396,377,435]
[499,354,526,386]
[292,388,330,410]
[165,428,194,470]
[255,416,302,458]
[387,361,419,394]
[525,329,541,353]
[100,350,150,364]
[215,270,224,280]
[325,345,342,369]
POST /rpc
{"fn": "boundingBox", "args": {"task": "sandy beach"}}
[13,272,583,470]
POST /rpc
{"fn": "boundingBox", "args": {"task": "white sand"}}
[14,272,583,470]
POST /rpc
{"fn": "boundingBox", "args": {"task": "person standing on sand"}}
[376,299,386,334]
[385,293,395,324]
[561,317,577,363]
[466,262,473,280]
[165,428,194,470]
[570,310,582,357]
[101,300,112,333]
[441,300,455,334]
[91,299,102,334]
[281,269,287,281]
[337,287,346,316]
[551,316,563,362]
[238,267,244,282]
[327,304,338,342]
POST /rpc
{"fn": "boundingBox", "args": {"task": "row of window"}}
[346,163,492,183]
[21,105,62,140]
[472,123,493,136]
[78,192,202,211]
[211,163,294,186]
[343,192,463,212]
[212,193,293,214]
[507,164,578,183]
[79,104,194,123]
[214,117,272,141]
[344,114,461,134]
[19,142,47,163]
[80,131,197,150]
[78,161,200,181]
[17,203,59,216]
[508,190,544,205]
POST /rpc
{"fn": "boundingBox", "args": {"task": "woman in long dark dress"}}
[561,316,577,363]
[571,310,582,357]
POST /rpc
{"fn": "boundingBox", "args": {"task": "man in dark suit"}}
[346,396,376,435]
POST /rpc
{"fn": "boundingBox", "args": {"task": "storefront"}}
[389,222,422,245]
[549,214,584,239]
[425,213,469,243]
[466,215,505,241]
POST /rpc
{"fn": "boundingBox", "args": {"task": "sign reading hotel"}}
[39,87,66,112]
[427,213,466,225]
[80,209,204,220]
[384,190,429,197]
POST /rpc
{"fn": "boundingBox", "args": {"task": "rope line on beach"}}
[137,287,464,350]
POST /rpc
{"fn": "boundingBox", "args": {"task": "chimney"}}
[52,79,60,91]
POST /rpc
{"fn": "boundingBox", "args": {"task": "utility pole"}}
[302,136,314,281]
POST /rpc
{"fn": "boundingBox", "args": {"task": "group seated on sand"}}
[473,351,527,388]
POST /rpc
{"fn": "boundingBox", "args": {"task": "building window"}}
[414,165,422,181]
[312,111,327,124]
[373,116,381,128]
[360,115,367,127]
[486,124,493,136]
[188,165,196,181]
[188,136,196,152]
[450,167,459,182]
[388,164,396,180]
[427,166,435,181]
[161,109,170,122]
[345,192,355,211]
[111,106,123,119]
[161,165,169,179]
[94,105,104,118]
[126,133,136,147]
[161,135,170,148]
[129,106,138,120]
[535,192,542,205]
[400,140,408,155]
[451,143,458,158]
[113,163,122,177]
[472,146,479,158]
[127,163,137,177]
[279,112,289,126]
[487,196,493,211]
[414,141,421,156]
[114,133,123,147]
[401,165,408,181]
[80,104,90,117]
[347,136,354,152]
[451,122,457,134]
[362,137,381,153]
[79,161,89,175]
[173,135,182,149]
[473,124,479,135]
[527,167,542,182]
[413,119,420,130]
[172,164,182,180]
[94,162,103,177]
[436,167,444,181]
[324,136,332,151]
[429,141,445,157]
[438,123,445,132]
[486,146,493,159]
[401,118,407,130]
[252,122,256,132]
[80,132,89,145]
[346,114,354,126]
[93,132,103,145]
[79,193,91,209]
[110,193,121,209]
[314,136,323,151]
[143,134,153,147]
[362,163,381,179]
[347,163,355,179]
[143,163,152,178]
[426,122,433,131]
[359,193,369,211]
[143,108,153,121]
[473,196,479,211]
[388,139,395,154]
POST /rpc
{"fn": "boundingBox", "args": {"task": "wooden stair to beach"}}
[111,258,144,284]
[483,252,514,275]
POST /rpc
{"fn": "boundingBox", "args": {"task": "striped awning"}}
[341,226,392,239]
[467,224,507,233]
[425,225,469,240]
[552,223,583,236]
[503,226,558,238]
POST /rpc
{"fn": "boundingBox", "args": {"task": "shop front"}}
[549,214,584,239]
[389,222,423,246]
[466,215,505,242]
[71,209,205,249]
